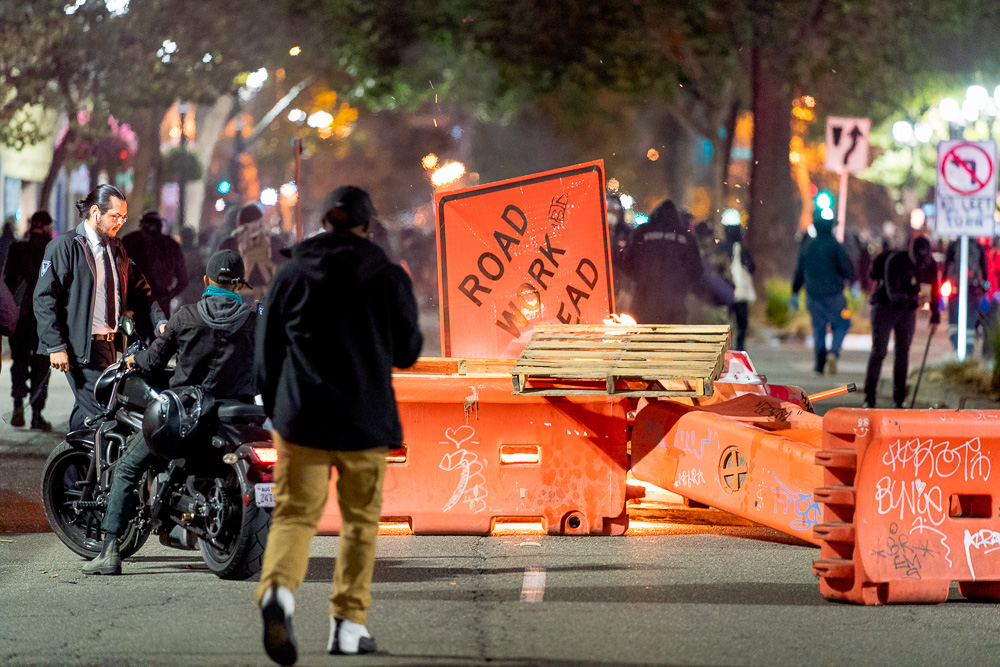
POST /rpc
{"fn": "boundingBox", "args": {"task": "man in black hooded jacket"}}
[255,186,422,664]
[621,199,704,324]
[83,249,257,576]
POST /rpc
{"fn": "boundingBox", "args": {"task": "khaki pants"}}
[255,432,387,625]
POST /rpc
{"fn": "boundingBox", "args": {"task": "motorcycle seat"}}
[216,401,267,425]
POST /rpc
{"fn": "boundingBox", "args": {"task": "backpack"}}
[731,243,757,304]
[236,224,278,304]
[882,250,917,306]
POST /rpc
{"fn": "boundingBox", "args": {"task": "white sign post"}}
[934,139,998,361]
[825,116,871,242]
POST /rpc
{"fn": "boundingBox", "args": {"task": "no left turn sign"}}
[939,142,994,196]
[935,139,997,238]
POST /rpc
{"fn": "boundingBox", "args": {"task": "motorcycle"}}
[41,325,276,580]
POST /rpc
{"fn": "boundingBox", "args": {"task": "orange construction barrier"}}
[814,408,1000,604]
[317,361,631,536]
[630,394,825,543]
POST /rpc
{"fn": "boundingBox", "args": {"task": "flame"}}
[431,161,466,187]
[602,313,637,325]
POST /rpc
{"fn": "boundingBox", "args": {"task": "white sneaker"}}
[261,586,297,666]
[328,617,377,655]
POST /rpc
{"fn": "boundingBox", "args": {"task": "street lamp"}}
[939,98,961,123]
[178,102,190,228]
[892,120,914,143]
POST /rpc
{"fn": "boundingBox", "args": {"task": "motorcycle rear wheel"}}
[199,484,271,580]
[41,441,149,560]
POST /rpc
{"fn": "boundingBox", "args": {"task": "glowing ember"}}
[431,161,466,187]
[422,153,439,169]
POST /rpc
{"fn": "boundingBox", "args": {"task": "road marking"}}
[520,566,546,603]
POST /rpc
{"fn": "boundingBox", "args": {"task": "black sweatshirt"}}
[133,293,257,398]
[256,232,422,451]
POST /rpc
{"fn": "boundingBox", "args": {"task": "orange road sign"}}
[434,160,615,358]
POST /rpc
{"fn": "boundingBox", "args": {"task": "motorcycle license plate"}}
[254,483,275,508]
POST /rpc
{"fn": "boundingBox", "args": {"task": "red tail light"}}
[252,447,278,464]
[941,280,953,298]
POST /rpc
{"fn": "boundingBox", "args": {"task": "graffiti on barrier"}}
[881,436,991,482]
[870,522,934,579]
[675,468,706,488]
[770,474,821,530]
[439,425,488,513]
[963,528,1000,581]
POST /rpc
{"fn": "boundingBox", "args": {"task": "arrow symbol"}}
[951,156,985,188]
[842,125,864,166]
[831,126,843,147]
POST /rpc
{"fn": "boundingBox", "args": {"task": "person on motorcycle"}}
[83,249,257,576]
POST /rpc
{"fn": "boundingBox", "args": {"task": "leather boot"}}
[83,537,122,575]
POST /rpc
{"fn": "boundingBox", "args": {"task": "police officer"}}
[3,211,54,430]
[34,185,165,431]
[621,199,704,324]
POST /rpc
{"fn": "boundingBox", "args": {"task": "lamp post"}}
[177,102,189,229]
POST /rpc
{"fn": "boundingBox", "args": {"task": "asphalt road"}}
[3,531,1000,666]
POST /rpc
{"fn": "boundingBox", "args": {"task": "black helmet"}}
[143,386,214,459]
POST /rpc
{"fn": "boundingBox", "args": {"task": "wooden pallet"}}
[511,324,730,397]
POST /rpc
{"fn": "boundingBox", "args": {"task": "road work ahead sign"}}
[935,140,997,238]
[435,160,614,358]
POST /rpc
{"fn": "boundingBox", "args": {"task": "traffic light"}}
[217,180,232,194]
[814,189,834,221]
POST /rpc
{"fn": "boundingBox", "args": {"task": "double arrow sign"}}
[825,116,871,174]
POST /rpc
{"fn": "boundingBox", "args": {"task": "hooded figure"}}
[130,248,256,398]
[254,185,422,662]
[791,212,855,375]
[862,235,940,408]
[621,199,704,324]
[121,210,188,317]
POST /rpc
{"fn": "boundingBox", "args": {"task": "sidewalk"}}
[747,311,998,414]
[0,359,71,459]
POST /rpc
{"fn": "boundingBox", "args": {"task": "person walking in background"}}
[621,199,703,324]
[121,211,188,317]
[220,202,285,306]
[3,211,54,430]
[33,185,166,431]
[862,236,940,408]
[254,186,422,664]
[790,212,854,375]
[721,220,756,351]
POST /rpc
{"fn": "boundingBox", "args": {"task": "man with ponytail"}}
[33,184,166,430]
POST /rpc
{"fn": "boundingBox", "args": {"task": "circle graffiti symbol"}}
[719,446,748,493]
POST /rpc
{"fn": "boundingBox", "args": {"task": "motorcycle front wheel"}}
[41,441,149,560]
[199,477,271,580]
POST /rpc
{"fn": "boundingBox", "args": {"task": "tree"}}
[0,0,288,226]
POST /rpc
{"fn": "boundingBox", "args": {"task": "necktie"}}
[101,242,116,329]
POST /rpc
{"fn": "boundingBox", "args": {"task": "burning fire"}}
[602,313,638,325]
[431,161,466,187]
